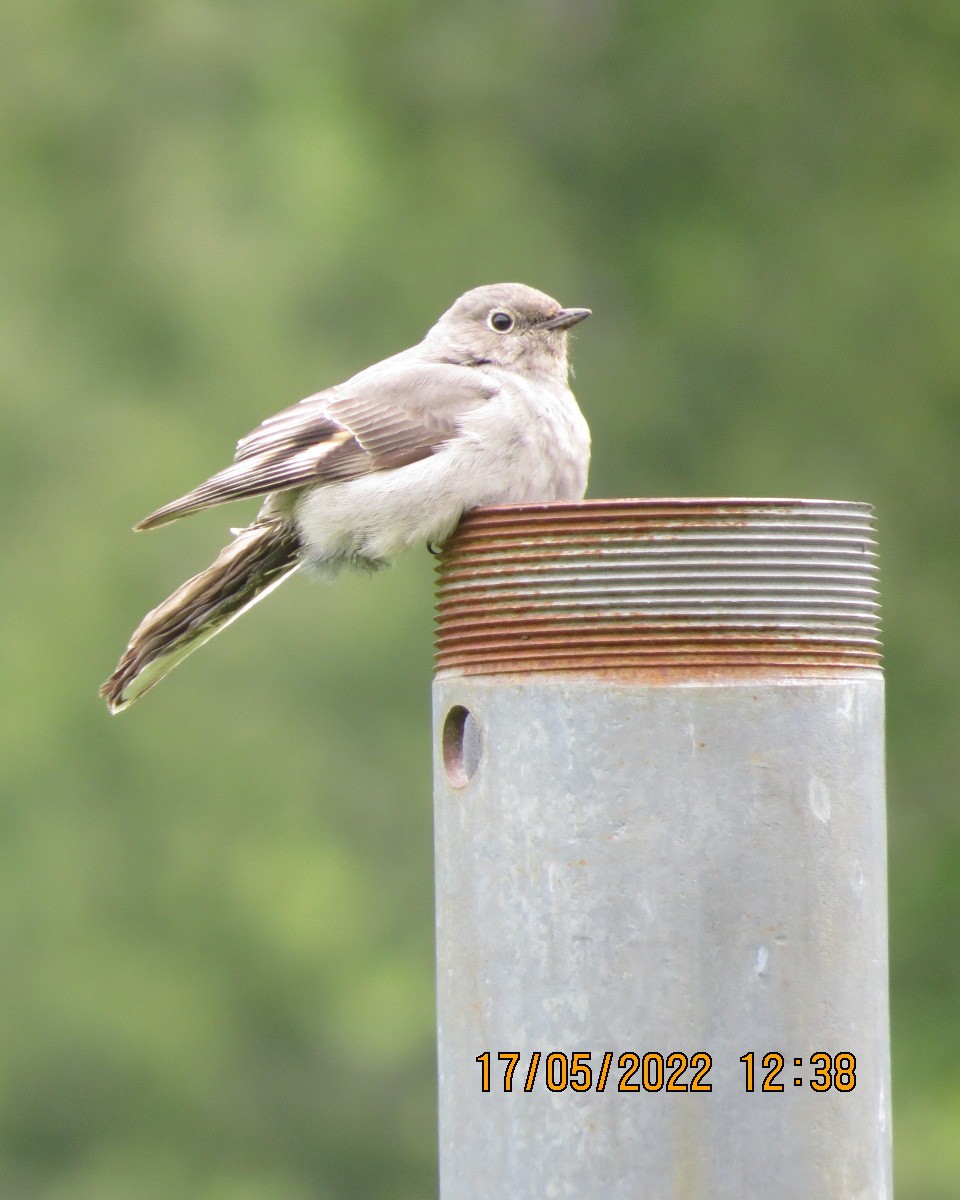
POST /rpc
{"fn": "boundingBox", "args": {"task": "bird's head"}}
[425,283,591,378]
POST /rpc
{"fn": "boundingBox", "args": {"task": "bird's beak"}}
[537,307,592,331]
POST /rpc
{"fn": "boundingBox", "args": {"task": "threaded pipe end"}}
[434,498,880,680]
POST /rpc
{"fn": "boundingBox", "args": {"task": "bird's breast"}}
[468,372,591,504]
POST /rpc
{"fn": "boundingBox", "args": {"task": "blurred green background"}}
[1,1,958,1196]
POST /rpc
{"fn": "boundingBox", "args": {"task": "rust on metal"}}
[434,499,881,679]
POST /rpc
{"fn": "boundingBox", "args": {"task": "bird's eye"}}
[488,310,514,333]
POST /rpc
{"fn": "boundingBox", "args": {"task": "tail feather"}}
[101,519,301,713]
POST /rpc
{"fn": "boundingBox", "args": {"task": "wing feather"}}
[134,362,495,530]
[234,395,344,462]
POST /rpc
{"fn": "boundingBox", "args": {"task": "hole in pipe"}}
[442,705,482,787]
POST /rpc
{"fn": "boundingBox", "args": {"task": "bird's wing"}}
[134,362,496,530]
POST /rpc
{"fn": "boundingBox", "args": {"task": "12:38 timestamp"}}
[740,1051,856,1092]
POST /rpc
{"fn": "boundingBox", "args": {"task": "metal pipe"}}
[432,499,889,1200]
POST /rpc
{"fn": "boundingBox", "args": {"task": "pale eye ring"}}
[488,310,514,333]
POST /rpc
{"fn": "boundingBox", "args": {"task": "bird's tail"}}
[101,518,301,713]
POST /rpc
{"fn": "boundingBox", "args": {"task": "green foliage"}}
[0,1,957,1195]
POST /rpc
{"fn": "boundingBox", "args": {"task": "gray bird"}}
[101,282,591,712]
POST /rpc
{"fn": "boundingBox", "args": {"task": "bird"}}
[100,282,591,712]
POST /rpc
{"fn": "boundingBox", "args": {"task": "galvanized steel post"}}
[432,499,890,1200]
